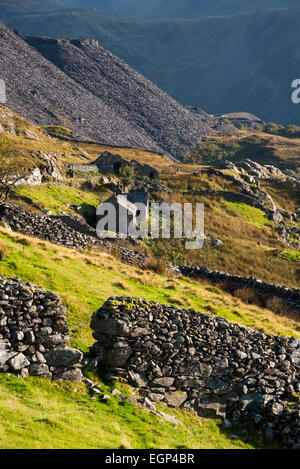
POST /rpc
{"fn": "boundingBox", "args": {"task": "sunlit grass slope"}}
[0,373,276,450]
[0,229,299,353]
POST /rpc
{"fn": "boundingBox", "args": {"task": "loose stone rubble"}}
[0,277,95,382]
[90,297,300,448]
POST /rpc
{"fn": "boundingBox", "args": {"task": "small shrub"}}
[0,240,8,261]
[119,165,135,191]
[234,287,259,305]
[265,297,288,315]
[17,238,31,246]
[111,246,121,262]
[112,281,127,290]
[41,125,75,139]
[281,250,300,261]
[216,281,232,293]
[145,257,167,276]
[85,258,96,266]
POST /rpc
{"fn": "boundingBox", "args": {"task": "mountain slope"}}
[26,35,210,158]
[1,6,300,125]
[128,0,300,18]
[0,0,61,14]
[0,21,210,157]
[56,0,300,18]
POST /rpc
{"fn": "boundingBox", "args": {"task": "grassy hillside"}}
[0,110,299,449]
[0,227,296,449]
[184,130,300,170]
[1,108,299,288]
[0,105,169,167]
[14,177,300,288]
[0,373,276,449]
[0,229,299,351]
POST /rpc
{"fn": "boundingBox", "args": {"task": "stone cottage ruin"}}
[97,190,149,237]
[92,151,160,180]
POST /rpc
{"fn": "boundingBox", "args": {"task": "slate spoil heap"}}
[90,297,300,448]
[0,277,92,382]
[0,21,211,158]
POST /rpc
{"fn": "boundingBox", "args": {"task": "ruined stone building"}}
[97,190,149,237]
[92,151,160,180]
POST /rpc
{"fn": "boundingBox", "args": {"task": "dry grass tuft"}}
[111,245,122,262]
[112,281,127,291]
[0,240,8,261]
[145,257,167,276]
[16,238,31,247]
[265,297,288,315]
[234,287,260,305]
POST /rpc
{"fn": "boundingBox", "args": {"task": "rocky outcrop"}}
[36,151,64,181]
[16,168,43,186]
[202,168,253,194]
[90,296,300,448]
[0,277,94,382]
[184,182,299,247]
[184,189,268,211]
[220,159,290,184]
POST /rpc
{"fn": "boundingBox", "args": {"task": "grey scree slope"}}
[0,21,210,158]
[27,36,211,158]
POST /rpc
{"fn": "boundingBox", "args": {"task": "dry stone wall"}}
[66,164,99,175]
[178,265,300,315]
[0,204,298,312]
[0,204,146,266]
[90,297,300,448]
[0,277,93,382]
[0,204,92,250]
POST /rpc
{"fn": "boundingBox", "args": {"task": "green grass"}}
[18,184,102,215]
[281,250,300,261]
[0,229,299,352]
[0,230,298,449]
[223,202,271,228]
[0,373,275,450]
[41,125,75,139]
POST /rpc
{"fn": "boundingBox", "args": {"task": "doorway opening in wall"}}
[113,162,122,175]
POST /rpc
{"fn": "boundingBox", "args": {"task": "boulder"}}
[8,353,30,371]
[53,368,83,383]
[164,391,187,408]
[45,347,83,368]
